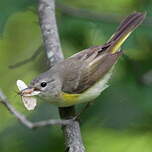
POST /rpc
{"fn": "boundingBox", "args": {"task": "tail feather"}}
[107,12,146,54]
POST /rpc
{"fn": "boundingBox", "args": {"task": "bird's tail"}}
[106,12,146,54]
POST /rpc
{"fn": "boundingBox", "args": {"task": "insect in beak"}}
[20,87,40,97]
[16,80,39,111]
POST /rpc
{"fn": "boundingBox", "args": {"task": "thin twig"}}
[57,3,150,27]
[9,45,43,69]
[141,70,152,85]
[0,89,72,129]
[57,2,120,24]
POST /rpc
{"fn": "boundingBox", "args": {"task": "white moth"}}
[16,80,37,111]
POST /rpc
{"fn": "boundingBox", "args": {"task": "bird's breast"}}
[54,69,113,107]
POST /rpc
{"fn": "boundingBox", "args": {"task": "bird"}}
[17,12,146,110]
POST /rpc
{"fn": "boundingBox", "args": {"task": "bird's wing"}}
[61,12,145,94]
[61,46,102,93]
[73,51,122,93]
[61,47,122,94]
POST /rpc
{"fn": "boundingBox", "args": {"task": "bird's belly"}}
[55,69,113,107]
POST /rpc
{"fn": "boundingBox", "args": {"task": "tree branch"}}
[38,0,85,151]
[59,107,85,152]
[38,0,64,67]
[0,89,71,129]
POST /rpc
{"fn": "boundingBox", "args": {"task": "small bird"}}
[17,12,146,110]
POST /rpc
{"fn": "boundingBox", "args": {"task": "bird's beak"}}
[19,87,40,97]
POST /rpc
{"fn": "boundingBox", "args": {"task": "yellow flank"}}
[60,92,80,105]
[111,32,131,54]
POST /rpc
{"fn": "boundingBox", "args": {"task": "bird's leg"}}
[73,102,93,121]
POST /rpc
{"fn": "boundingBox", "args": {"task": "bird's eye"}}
[40,82,47,87]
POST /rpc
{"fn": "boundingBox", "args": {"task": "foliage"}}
[0,0,152,151]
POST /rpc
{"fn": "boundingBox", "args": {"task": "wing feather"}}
[62,47,122,94]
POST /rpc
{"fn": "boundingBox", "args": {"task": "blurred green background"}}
[0,0,152,151]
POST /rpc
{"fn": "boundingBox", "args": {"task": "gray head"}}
[21,69,62,99]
